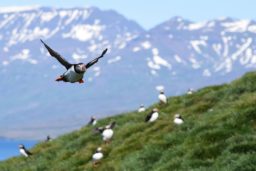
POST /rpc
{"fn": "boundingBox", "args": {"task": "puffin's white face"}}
[97,147,102,151]
[153,108,158,112]
[175,114,181,118]
[19,144,24,148]
[77,64,86,72]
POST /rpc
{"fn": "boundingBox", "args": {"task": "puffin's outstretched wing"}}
[40,39,72,70]
[85,48,108,69]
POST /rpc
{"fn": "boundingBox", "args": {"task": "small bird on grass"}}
[187,88,194,95]
[145,108,159,123]
[95,121,116,144]
[45,135,52,142]
[158,90,167,104]
[174,114,184,125]
[138,104,146,113]
[88,116,97,126]
[19,144,32,157]
[92,147,103,167]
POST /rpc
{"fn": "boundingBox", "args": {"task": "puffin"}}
[88,116,97,126]
[40,39,108,83]
[19,144,32,157]
[138,104,146,113]
[45,135,52,142]
[95,121,116,143]
[145,108,159,122]
[158,90,168,104]
[187,88,194,95]
[92,147,103,167]
[174,114,184,125]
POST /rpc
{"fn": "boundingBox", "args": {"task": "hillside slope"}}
[1,72,256,171]
[2,7,256,139]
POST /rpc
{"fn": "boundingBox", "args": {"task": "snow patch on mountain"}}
[107,56,121,64]
[203,69,211,77]
[0,6,39,13]
[147,48,171,71]
[62,23,105,41]
[222,20,250,32]
[190,40,207,54]
[11,49,38,64]
[187,21,207,30]
[141,41,151,49]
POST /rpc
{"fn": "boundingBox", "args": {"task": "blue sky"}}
[0,0,255,29]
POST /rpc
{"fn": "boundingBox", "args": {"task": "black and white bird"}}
[45,135,52,142]
[158,90,167,104]
[92,147,103,166]
[138,104,146,113]
[19,144,32,157]
[95,121,116,143]
[88,116,97,126]
[40,39,108,83]
[187,88,194,95]
[145,108,159,122]
[173,114,184,125]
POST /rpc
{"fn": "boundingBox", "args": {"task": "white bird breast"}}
[63,66,84,83]
[93,152,103,161]
[138,107,145,112]
[20,149,28,157]
[149,112,159,122]
[158,94,167,103]
[92,120,97,125]
[174,118,184,125]
[102,129,114,140]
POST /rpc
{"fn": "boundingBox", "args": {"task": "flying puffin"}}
[88,116,97,126]
[138,104,146,113]
[158,90,167,104]
[45,135,52,142]
[40,39,108,83]
[145,108,159,122]
[19,144,32,157]
[174,114,184,125]
[95,121,116,143]
[92,147,103,167]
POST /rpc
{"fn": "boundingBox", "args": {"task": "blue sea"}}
[0,139,37,161]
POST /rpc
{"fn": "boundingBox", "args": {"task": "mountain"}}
[0,71,255,170]
[0,7,256,139]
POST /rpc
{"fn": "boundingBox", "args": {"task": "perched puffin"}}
[45,135,52,142]
[174,114,184,125]
[40,39,108,83]
[158,90,167,104]
[138,104,146,113]
[187,88,194,95]
[92,147,103,167]
[19,144,32,157]
[88,116,97,126]
[95,121,116,143]
[145,108,159,122]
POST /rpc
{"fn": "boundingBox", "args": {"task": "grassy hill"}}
[1,72,256,171]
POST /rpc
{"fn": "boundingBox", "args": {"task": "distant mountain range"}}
[0,6,255,139]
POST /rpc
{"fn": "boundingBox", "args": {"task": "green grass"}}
[1,72,256,171]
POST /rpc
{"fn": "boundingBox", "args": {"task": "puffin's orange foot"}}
[55,76,64,81]
[79,79,84,84]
